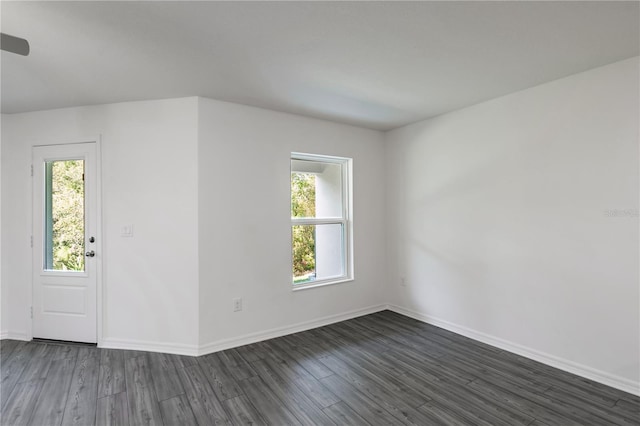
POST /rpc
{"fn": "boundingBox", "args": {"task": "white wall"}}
[385,57,639,392]
[197,98,387,349]
[1,98,200,350]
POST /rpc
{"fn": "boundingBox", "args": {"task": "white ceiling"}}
[1,1,638,131]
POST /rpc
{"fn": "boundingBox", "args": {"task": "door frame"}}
[29,137,103,345]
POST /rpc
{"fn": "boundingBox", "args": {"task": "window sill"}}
[292,277,354,292]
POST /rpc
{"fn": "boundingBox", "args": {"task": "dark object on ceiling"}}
[1,33,30,56]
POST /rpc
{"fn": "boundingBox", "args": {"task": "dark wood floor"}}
[1,311,638,426]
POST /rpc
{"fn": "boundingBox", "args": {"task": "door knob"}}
[85,250,95,257]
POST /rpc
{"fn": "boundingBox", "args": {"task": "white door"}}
[32,142,98,343]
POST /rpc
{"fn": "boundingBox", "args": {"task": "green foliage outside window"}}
[51,160,85,271]
[291,173,315,279]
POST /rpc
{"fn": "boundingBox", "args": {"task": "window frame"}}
[290,152,353,290]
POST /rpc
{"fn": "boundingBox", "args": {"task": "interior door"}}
[32,142,98,343]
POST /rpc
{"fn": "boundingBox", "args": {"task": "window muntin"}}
[291,153,351,288]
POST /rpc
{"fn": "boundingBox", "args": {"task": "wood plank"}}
[338,319,400,351]
[398,371,534,426]
[358,316,462,360]
[283,330,336,359]
[50,344,79,361]
[442,353,550,394]
[61,354,99,426]
[251,359,336,425]
[322,401,371,426]
[379,348,472,386]
[322,356,510,425]
[260,352,340,408]
[324,322,392,355]
[28,358,76,426]
[468,373,614,425]
[318,355,437,425]
[417,400,480,426]
[234,342,268,364]
[379,311,503,355]
[98,349,125,398]
[319,373,403,425]
[1,340,28,367]
[237,375,301,425]
[76,346,100,362]
[176,364,231,425]
[197,353,243,401]
[1,379,44,425]
[503,347,634,405]
[314,329,429,409]
[0,341,31,408]
[467,379,585,426]
[216,348,256,381]
[18,344,54,384]
[96,392,129,426]
[544,386,639,425]
[222,395,266,425]
[619,394,640,406]
[366,313,500,360]
[166,353,197,370]
[159,394,198,426]
[122,350,147,361]
[0,340,19,361]
[147,352,183,402]
[536,369,630,409]
[124,355,162,426]
[614,397,640,416]
[270,335,335,380]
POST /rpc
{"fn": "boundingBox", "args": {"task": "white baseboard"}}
[99,304,387,357]
[101,337,199,356]
[388,304,640,397]
[198,304,387,356]
[0,331,29,341]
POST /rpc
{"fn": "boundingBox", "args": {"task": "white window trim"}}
[291,152,353,290]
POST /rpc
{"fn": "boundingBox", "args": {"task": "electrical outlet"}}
[233,298,243,312]
[121,224,134,237]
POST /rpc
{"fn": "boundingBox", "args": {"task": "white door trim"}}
[30,137,103,345]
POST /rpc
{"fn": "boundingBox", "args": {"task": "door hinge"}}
[30,236,33,248]
[30,307,33,319]
[30,165,34,177]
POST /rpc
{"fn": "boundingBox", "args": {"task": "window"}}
[44,159,85,271]
[291,153,352,289]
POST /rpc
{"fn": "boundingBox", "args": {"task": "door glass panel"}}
[44,160,85,271]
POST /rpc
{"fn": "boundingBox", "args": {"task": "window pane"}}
[292,223,344,284]
[291,172,315,218]
[291,160,342,219]
[44,160,85,271]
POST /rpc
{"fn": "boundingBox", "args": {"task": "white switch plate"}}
[233,298,243,312]
[121,225,134,237]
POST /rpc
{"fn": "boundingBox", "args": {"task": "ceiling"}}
[1,1,638,131]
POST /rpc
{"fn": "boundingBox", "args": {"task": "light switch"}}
[121,225,133,237]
